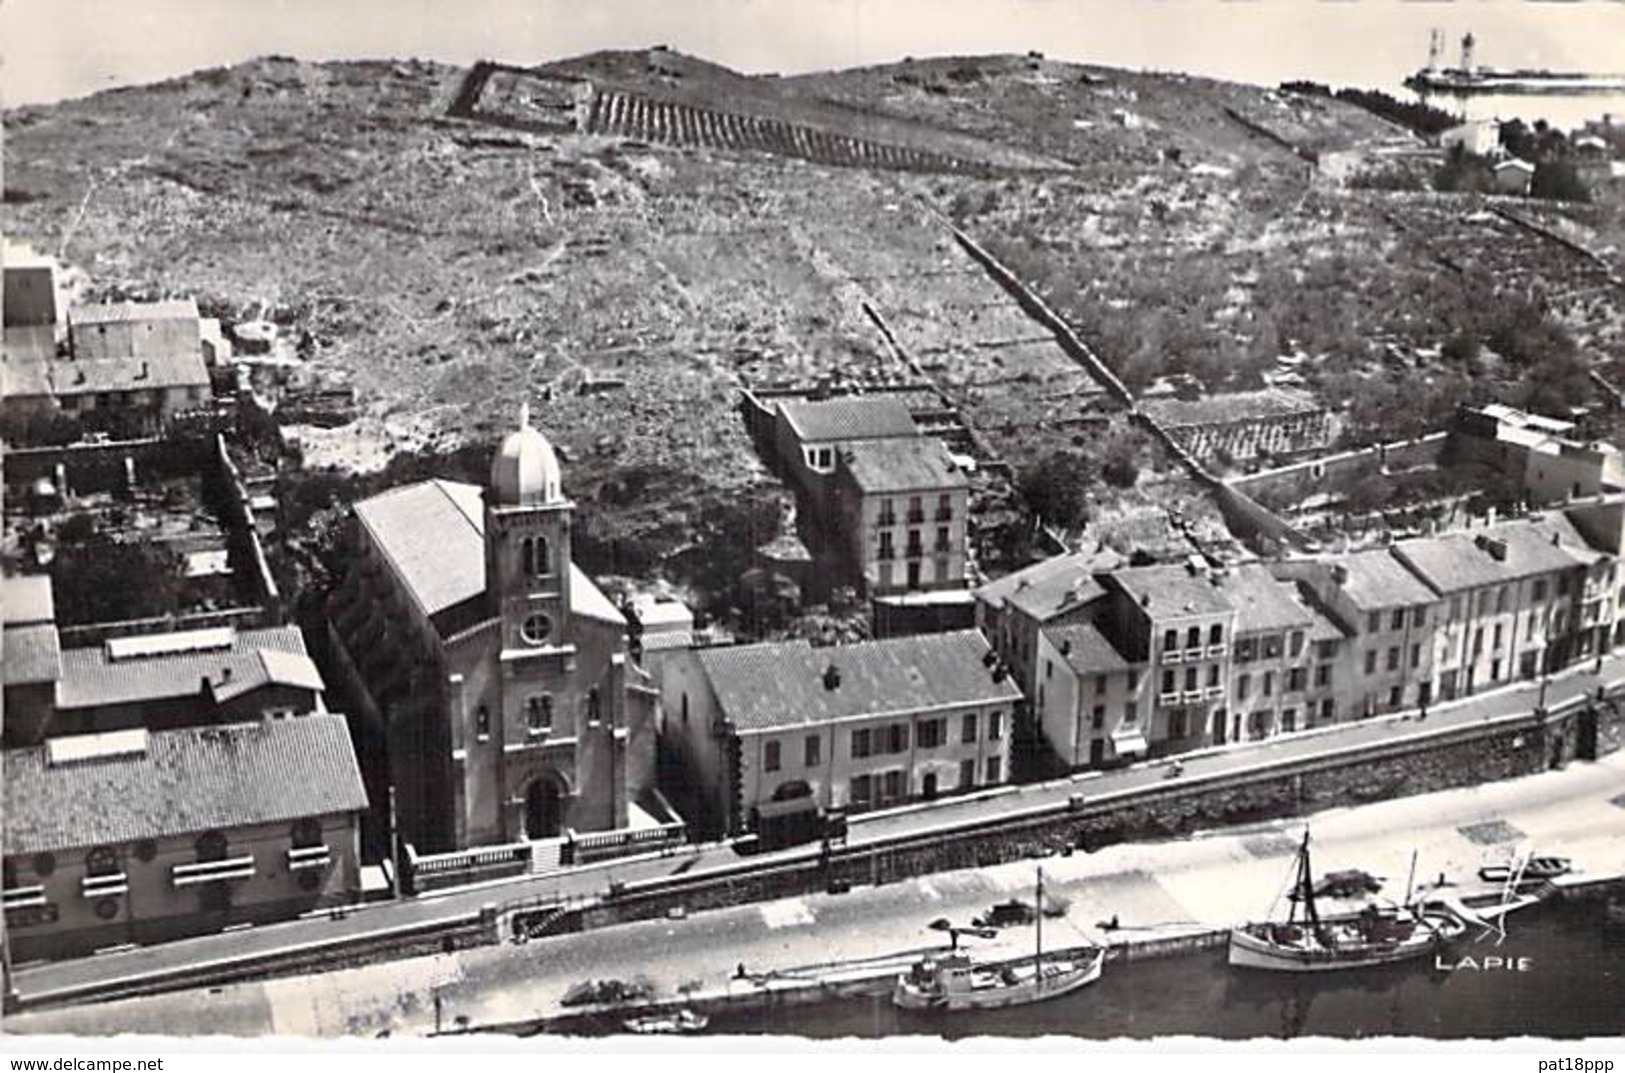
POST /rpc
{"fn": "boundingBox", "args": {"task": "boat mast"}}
[1035,866,1044,990]
[1403,848,1419,909]
[1297,831,1325,942]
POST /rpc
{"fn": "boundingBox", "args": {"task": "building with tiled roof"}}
[973,546,1126,701]
[658,630,1020,838]
[776,396,918,447]
[328,409,663,855]
[830,437,972,599]
[2,714,367,961]
[1451,403,1625,509]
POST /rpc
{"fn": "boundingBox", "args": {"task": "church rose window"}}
[521,613,552,645]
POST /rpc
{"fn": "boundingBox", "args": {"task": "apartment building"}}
[657,630,1021,840]
[830,437,970,596]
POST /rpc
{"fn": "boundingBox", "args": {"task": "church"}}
[327,407,660,854]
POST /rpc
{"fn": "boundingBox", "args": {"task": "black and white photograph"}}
[1,0,1624,1055]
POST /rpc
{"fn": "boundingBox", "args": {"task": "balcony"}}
[906,545,924,560]
[1205,686,1225,700]
[935,508,953,522]
[878,547,895,562]
[1158,691,1180,705]
[80,872,129,899]
[1184,648,1205,662]
[877,514,897,528]
[1207,644,1227,658]
[1163,650,1183,664]
[906,510,925,525]
[287,845,332,872]
[1182,689,1206,703]
[171,855,256,887]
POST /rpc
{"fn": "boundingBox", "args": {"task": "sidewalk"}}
[11,650,1622,1009]
[11,750,1623,1038]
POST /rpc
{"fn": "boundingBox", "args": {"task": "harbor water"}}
[684,900,1624,1040]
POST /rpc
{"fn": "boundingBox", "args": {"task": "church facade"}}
[327,408,659,853]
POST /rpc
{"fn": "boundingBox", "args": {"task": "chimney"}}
[136,361,149,381]
[822,664,841,691]
[1330,564,1349,586]
[221,666,233,682]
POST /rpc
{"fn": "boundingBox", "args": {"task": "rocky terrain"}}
[7,49,1623,611]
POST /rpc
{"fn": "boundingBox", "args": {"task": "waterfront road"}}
[10,744,1625,1037]
[9,650,1624,1017]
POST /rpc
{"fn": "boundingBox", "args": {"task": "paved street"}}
[9,650,1622,1012]
[11,746,1624,1038]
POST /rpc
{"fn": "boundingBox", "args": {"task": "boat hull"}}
[893,947,1103,1011]
[1228,918,1464,973]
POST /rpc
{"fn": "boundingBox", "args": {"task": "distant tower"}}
[1426,29,1444,74]
[1460,32,1477,75]
[485,402,573,653]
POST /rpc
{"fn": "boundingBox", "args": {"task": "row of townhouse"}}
[987,498,1625,772]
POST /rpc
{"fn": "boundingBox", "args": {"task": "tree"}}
[1018,450,1095,529]
[1531,160,1591,204]
[50,531,186,626]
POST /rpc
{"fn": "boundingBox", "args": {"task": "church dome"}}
[490,403,563,505]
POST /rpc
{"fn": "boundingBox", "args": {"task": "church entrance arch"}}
[523,775,565,840]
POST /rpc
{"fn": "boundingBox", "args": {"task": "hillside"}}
[7,48,1624,608]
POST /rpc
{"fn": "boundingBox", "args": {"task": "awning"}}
[755,794,820,820]
[1110,726,1149,757]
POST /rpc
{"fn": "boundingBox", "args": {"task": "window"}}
[520,613,552,646]
[1209,624,1223,646]
[1410,643,1421,668]
[961,713,977,743]
[850,775,873,808]
[879,531,895,561]
[290,818,323,849]
[1496,587,1509,614]
[1095,675,1107,695]
[883,770,906,804]
[936,526,950,552]
[1533,579,1547,602]
[989,712,1003,740]
[1238,673,1251,699]
[985,756,1002,783]
[1472,627,1484,655]
[1186,626,1201,649]
[851,728,872,759]
[1528,615,1539,640]
[1289,631,1304,658]
[1126,671,1139,691]
[1388,686,1402,708]
[1164,629,1179,652]
[937,494,953,522]
[1321,698,1335,722]
[918,718,943,749]
[1091,705,1105,730]
[1386,647,1400,672]
[908,496,924,523]
[888,723,910,753]
[1413,606,1427,628]
[195,831,228,862]
[764,740,781,772]
[1367,612,1381,634]
[1365,650,1378,675]
[475,705,490,741]
[1045,659,1053,681]
[1315,664,1331,688]
[1236,638,1256,663]
[1450,597,1462,620]
[523,535,550,576]
[805,735,821,767]
[86,845,119,877]
[1287,668,1306,692]
[960,758,976,789]
[1263,671,1275,696]
[1207,664,1220,687]
[1493,623,1503,650]
[1162,669,1176,694]
[1391,609,1405,632]
[1169,710,1188,738]
[1282,708,1297,733]
[526,695,553,735]
[1124,701,1137,724]
[1184,667,1198,691]
[878,500,896,526]
[1261,635,1282,659]
[681,694,689,725]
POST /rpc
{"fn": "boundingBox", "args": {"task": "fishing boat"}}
[1229,833,1466,973]
[621,1008,709,1035]
[893,868,1103,1011]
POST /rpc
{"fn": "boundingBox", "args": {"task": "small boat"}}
[894,867,1103,1011]
[1229,833,1466,973]
[622,1008,709,1035]
[1478,856,1571,884]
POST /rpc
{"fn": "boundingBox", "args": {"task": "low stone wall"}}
[578,701,1587,931]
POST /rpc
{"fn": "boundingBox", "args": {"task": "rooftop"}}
[54,625,318,711]
[3,623,62,687]
[1139,388,1322,429]
[837,437,967,494]
[1220,564,1315,635]
[2,574,55,626]
[1046,620,1134,676]
[777,395,918,444]
[1334,548,1439,611]
[352,478,625,627]
[974,547,1126,618]
[3,714,368,856]
[695,629,1021,732]
[1107,561,1236,618]
[67,299,201,327]
[1392,515,1604,594]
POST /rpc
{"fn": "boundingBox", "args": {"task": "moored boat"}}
[894,867,1103,1011]
[622,1008,709,1035]
[1229,833,1465,973]
[1478,856,1571,884]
